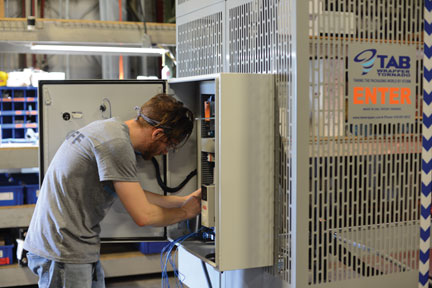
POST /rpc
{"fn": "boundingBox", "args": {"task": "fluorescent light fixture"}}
[30,44,167,55]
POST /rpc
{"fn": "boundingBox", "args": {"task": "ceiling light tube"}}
[30,45,167,55]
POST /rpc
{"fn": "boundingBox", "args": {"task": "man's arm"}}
[145,188,202,208]
[113,181,200,227]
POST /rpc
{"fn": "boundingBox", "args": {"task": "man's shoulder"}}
[88,117,124,129]
[83,118,128,137]
[68,118,129,151]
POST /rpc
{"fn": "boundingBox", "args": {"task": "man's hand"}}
[186,188,202,201]
[181,189,201,219]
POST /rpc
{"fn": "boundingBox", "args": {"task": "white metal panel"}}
[178,246,222,288]
[217,73,274,270]
[169,73,274,271]
[39,81,167,239]
[40,82,162,171]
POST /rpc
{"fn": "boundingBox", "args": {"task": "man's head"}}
[132,94,194,159]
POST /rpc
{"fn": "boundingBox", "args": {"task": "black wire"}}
[201,260,213,288]
[151,156,197,193]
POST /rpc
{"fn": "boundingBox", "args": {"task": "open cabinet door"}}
[39,80,167,241]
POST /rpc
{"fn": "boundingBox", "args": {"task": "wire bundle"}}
[161,228,204,288]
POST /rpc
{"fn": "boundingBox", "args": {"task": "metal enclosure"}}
[169,73,275,271]
[176,0,424,287]
[39,80,169,240]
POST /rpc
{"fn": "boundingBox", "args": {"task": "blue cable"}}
[162,234,192,288]
[161,228,205,288]
[186,220,191,233]
[161,236,184,287]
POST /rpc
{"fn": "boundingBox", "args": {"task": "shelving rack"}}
[0,82,39,284]
[0,87,38,143]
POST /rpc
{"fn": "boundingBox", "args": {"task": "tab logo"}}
[354,49,378,75]
[353,48,411,77]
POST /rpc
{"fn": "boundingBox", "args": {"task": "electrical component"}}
[201,95,215,138]
[201,184,215,228]
[204,101,211,121]
[201,227,215,241]
[201,138,215,153]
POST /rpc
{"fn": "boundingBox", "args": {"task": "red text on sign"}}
[353,87,411,105]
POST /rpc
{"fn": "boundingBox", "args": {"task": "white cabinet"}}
[170,73,275,271]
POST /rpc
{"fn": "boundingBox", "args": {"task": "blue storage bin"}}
[0,185,24,206]
[138,241,169,254]
[0,174,18,186]
[25,184,40,204]
[0,244,13,265]
[7,173,39,185]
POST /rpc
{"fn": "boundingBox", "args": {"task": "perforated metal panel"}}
[177,0,425,287]
[178,0,296,283]
[176,2,224,77]
[308,0,423,285]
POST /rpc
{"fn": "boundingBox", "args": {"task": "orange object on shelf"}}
[204,101,210,121]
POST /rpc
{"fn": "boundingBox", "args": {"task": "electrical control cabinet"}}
[169,73,275,271]
[39,80,170,241]
[39,73,274,271]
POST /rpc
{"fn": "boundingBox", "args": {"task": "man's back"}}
[24,118,138,263]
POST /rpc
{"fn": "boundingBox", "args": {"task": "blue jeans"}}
[27,252,105,288]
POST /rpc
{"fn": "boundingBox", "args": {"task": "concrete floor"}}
[18,274,186,288]
[106,274,187,288]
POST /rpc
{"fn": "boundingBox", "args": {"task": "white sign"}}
[348,43,416,124]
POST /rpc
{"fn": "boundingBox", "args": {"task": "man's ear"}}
[151,128,165,140]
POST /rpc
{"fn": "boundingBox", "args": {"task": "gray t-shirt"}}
[24,117,138,263]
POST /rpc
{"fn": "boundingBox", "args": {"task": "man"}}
[24,94,201,288]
